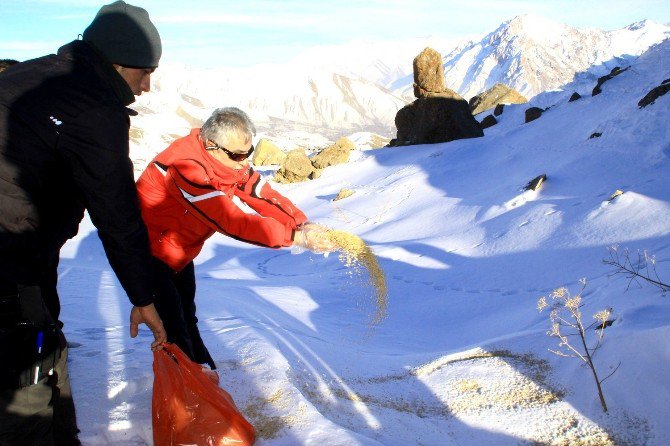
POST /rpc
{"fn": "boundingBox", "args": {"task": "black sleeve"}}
[59,105,154,307]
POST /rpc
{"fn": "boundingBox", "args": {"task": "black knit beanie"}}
[83,1,162,68]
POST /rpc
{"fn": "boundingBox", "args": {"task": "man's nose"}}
[142,74,152,92]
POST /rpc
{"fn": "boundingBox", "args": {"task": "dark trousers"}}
[0,277,79,446]
[151,258,215,369]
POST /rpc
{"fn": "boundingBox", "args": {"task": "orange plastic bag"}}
[152,343,256,445]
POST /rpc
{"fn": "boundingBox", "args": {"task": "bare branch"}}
[604,246,670,292]
[549,349,574,358]
[600,362,622,383]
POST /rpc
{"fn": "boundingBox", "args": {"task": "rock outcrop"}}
[390,47,483,146]
[311,137,353,169]
[524,174,546,191]
[273,149,315,184]
[592,66,628,96]
[252,139,286,166]
[468,83,527,115]
[525,107,544,123]
[568,92,581,102]
[333,189,355,201]
[638,79,670,108]
[480,115,498,129]
[392,97,484,145]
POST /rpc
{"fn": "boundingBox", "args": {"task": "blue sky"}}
[1,0,669,68]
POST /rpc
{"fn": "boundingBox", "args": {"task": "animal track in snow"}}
[111,348,135,356]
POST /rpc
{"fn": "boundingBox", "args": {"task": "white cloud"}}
[0,41,54,51]
[154,13,260,25]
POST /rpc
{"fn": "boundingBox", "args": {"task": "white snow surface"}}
[58,39,670,445]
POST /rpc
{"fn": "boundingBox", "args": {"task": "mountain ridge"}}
[439,14,668,100]
[129,15,670,168]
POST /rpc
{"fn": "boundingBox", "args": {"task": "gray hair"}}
[200,107,256,146]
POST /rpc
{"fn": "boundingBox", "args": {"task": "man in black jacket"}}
[0,2,167,444]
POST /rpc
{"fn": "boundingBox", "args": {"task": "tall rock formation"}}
[390,48,483,146]
[413,47,449,98]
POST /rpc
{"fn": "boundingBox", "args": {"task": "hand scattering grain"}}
[325,230,388,325]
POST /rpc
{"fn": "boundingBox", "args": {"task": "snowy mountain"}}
[391,15,670,101]
[130,15,669,170]
[129,63,407,169]
[63,36,670,445]
[129,37,460,168]
[285,37,460,89]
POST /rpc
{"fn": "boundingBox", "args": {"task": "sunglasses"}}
[205,140,255,162]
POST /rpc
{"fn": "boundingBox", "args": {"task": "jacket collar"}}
[57,40,135,106]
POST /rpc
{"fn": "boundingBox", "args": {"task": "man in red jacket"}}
[137,107,333,376]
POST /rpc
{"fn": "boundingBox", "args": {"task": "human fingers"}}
[139,304,167,350]
[129,306,140,338]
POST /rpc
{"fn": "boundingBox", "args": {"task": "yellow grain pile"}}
[325,230,388,324]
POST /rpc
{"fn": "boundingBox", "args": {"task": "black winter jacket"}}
[0,40,154,316]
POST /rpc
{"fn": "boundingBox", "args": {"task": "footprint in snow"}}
[112,348,135,356]
[211,316,238,322]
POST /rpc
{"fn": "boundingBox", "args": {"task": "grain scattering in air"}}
[326,230,388,324]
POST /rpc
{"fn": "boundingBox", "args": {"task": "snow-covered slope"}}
[62,38,670,445]
[392,15,670,101]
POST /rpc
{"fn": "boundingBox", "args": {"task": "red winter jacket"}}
[136,129,307,272]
